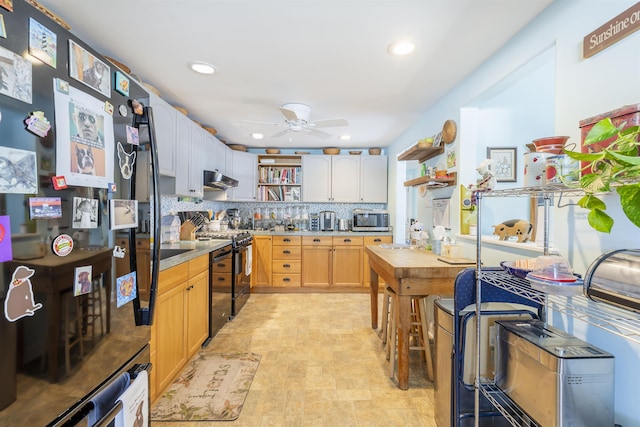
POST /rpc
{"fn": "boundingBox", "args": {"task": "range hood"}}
[203,169,238,190]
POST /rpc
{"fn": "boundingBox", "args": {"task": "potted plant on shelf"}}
[564,117,640,233]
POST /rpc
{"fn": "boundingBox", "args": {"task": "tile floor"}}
[151,293,437,427]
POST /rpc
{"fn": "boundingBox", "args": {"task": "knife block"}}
[179,221,196,241]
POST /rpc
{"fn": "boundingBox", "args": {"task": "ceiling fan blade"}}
[309,128,332,139]
[311,118,349,128]
[279,106,299,122]
[241,119,283,127]
[271,129,291,138]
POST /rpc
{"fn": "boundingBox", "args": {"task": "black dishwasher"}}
[204,244,233,345]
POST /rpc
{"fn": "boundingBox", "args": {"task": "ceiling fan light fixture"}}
[189,61,216,74]
[251,132,264,140]
[387,39,416,56]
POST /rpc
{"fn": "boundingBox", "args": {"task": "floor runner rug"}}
[151,352,261,421]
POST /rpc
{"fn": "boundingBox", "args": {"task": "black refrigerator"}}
[0,1,160,426]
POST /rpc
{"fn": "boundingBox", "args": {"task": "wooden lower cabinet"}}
[363,235,392,287]
[272,236,301,287]
[251,234,393,290]
[251,235,272,287]
[151,254,209,402]
[301,236,332,287]
[332,236,363,287]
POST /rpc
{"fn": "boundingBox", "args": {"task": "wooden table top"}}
[365,245,475,279]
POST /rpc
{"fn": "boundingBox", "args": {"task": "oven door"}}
[231,244,251,318]
[208,245,232,343]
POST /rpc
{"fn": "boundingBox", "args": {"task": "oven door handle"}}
[212,250,232,263]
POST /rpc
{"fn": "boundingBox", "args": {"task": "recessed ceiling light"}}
[251,132,264,140]
[340,135,351,141]
[387,39,416,56]
[189,61,216,74]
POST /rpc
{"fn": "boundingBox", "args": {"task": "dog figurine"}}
[117,142,136,180]
[76,145,96,175]
[493,219,533,243]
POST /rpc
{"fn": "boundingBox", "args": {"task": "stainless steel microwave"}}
[352,209,390,231]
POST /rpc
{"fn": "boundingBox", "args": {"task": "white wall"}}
[387,1,640,424]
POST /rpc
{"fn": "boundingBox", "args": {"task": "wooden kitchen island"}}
[365,245,474,390]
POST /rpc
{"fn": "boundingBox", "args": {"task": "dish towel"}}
[87,372,130,426]
[245,245,252,276]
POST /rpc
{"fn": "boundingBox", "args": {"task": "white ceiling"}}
[38,0,553,150]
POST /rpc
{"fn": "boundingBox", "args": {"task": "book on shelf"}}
[267,188,280,201]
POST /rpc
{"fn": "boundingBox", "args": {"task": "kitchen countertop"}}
[157,230,393,269]
[158,239,231,270]
[250,230,393,237]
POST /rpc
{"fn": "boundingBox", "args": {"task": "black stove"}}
[196,230,252,248]
[197,229,252,320]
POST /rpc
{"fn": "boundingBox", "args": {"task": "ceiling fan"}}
[244,103,349,139]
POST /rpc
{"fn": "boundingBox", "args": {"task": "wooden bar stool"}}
[82,277,105,345]
[380,286,395,345]
[62,290,84,375]
[387,294,435,381]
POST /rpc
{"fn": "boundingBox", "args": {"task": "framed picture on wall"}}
[487,146,517,182]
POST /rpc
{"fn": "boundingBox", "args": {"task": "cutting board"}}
[437,256,476,265]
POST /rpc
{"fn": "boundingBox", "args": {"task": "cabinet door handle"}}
[374,238,381,242]
[283,264,291,268]
[217,277,225,282]
[284,238,291,242]
[344,238,351,243]
[283,250,291,254]
[313,238,321,242]
[283,277,291,282]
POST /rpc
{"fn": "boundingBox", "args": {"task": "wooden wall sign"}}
[583,2,640,58]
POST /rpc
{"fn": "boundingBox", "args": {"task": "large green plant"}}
[564,118,640,233]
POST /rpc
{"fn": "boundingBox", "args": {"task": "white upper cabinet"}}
[205,135,227,175]
[360,155,388,203]
[302,155,386,203]
[188,126,204,199]
[173,112,203,198]
[228,150,257,201]
[301,155,332,202]
[202,134,229,201]
[148,93,177,177]
[331,155,360,202]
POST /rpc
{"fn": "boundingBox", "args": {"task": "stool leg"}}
[418,297,434,381]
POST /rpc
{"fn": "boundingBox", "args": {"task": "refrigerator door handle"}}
[132,105,161,326]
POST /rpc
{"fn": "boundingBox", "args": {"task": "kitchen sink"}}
[159,248,193,260]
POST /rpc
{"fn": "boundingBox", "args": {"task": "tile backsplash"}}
[161,196,386,228]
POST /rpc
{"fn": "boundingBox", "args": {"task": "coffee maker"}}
[319,211,336,231]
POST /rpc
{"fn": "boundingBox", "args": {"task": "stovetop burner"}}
[196,230,253,248]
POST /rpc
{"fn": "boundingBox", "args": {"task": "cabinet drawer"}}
[302,236,332,246]
[272,245,301,259]
[212,273,232,288]
[364,235,392,246]
[158,263,189,294]
[189,254,209,276]
[332,236,364,246]
[272,260,301,273]
[212,258,232,272]
[272,273,301,287]
[272,235,301,245]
